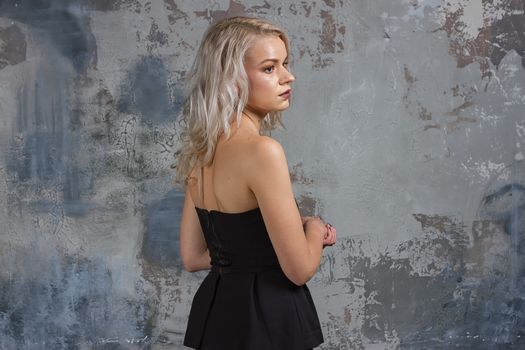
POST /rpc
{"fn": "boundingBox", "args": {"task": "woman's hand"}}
[323,223,336,247]
[302,216,337,248]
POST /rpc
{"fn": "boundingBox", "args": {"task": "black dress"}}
[183,207,324,350]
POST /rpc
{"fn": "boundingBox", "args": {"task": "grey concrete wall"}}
[0,0,523,349]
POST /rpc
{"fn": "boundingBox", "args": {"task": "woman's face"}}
[243,35,295,117]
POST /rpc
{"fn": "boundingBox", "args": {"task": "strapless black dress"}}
[183,207,324,350]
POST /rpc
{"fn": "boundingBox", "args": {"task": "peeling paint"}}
[320,10,337,53]
[194,0,246,22]
[418,106,432,120]
[403,65,416,85]
[436,0,525,72]
[163,0,189,25]
[461,160,508,184]
[296,193,323,217]
[290,162,315,185]
[146,21,169,48]
[413,213,456,234]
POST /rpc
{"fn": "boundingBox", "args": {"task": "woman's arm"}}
[179,188,211,272]
[246,137,329,286]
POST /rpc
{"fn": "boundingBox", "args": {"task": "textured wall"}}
[0,0,524,349]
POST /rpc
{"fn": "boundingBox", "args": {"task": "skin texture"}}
[180,35,336,285]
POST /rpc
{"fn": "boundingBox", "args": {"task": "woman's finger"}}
[326,226,336,246]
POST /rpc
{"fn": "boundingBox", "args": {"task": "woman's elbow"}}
[181,251,210,272]
[182,260,199,272]
[284,265,317,286]
[182,259,208,272]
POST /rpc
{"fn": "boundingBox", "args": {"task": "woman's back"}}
[188,116,262,214]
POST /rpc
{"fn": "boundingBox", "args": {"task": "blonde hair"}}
[174,16,290,186]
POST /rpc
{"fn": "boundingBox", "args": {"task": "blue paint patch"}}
[0,0,97,72]
[62,164,97,217]
[7,82,95,217]
[141,189,184,268]
[7,86,66,183]
[481,183,525,236]
[117,56,182,123]
[0,250,154,348]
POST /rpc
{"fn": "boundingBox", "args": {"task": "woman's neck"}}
[241,110,263,133]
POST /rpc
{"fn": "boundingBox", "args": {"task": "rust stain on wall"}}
[404,64,480,132]
[413,213,457,234]
[0,24,26,70]
[320,10,336,53]
[403,64,437,128]
[446,100,474,114]
[437,9,491,72]
[445,101,477,132]
[436,1,525,74]
[313,8,346,69]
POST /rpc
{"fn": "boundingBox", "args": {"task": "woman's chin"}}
[275,101,291,112]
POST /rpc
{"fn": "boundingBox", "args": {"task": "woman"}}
[175,16,337,350]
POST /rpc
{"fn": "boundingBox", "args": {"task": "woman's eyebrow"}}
[258,57,288,65]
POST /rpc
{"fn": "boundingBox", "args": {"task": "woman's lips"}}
[279,89,292,99]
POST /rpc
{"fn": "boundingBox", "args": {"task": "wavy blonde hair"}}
[174,16,290,186]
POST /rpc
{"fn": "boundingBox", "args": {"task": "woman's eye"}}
[264,66,275,73]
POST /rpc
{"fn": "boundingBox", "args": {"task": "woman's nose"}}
[281,69,295,84]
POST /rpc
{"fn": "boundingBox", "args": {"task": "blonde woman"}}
[176,16,336,350]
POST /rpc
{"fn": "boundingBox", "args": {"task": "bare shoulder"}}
[243,135,290,191]
[247,135,286,164]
